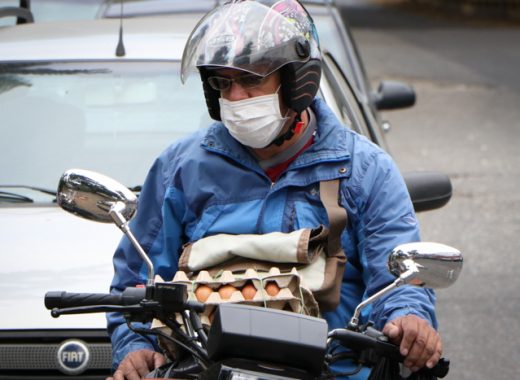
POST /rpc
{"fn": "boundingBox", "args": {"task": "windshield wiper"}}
[0,185,56,203]
[128,185,142,194]
[0,185,56,196]
[0,191,34,203]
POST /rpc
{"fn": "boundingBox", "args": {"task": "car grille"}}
[0,329,112,379]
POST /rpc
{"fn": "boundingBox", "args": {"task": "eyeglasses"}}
[207,73,268,91]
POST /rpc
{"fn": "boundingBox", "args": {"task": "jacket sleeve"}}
[353,148,437,330]
[107,151,185,369]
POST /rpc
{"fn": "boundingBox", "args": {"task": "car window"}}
[309,11,355,90]
[0,61,208,201]
[309,5,367,98]
[320,52,373,139]
[317,79,342,125]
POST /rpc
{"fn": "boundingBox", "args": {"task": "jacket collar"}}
[201,98,351,172]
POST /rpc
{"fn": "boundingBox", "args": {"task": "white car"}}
[0,1,450,378]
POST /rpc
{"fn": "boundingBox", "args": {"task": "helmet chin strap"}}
[270,111,305,147]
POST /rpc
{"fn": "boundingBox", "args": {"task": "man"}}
[108,1,441,379]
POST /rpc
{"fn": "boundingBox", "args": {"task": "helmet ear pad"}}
[280,59,322,115]
[199,68,222,121]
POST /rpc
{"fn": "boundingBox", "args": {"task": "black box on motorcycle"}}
[207,303,327,374]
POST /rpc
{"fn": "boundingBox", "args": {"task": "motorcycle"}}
[45,169,463,379]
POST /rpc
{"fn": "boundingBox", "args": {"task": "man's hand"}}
[106,349,166,380]
[383,315,442,372]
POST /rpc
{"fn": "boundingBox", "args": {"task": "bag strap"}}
[319,179,347,257]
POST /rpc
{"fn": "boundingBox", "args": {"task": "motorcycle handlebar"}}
[44,287,146,309]
[329,328,450,378]
[329,328,401,359]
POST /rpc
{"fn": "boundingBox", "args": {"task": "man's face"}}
[208,68,298,150]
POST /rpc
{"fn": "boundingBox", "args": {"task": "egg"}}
[218,284,236,300]
[241,282,257,300]
[194,285,213,302]
[264,281,280,296]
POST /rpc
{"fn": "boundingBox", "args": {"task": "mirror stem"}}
[110,203,155,286]
[348,264,419,330]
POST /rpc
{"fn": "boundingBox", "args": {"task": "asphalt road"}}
[336,1,520,379]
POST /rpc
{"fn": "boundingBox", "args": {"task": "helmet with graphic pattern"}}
[181,0,322,120]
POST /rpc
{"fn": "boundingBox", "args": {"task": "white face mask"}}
[219,91,288,149]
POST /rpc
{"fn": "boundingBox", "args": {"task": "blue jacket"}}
[107,98,437,372]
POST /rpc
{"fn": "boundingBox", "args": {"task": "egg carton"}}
[174,267,301,301]
[196,298,304,326]
[170,267,307,320]
[151,269,319,339]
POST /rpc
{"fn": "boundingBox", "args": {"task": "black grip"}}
[419,358,450,378]
[45,287,146,309]
[330,328,379,351]
[186,300,206,313]
[331,329,450,378]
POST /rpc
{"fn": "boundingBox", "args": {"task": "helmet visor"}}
[181,0,320,83]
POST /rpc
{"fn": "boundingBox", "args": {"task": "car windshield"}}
[0,0,104,26]
[0,61,209,203]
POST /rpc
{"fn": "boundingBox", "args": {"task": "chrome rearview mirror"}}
[57,169,154,285]
[349,242,463,330]
[57,169,137,223]
[388,242,463,289]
